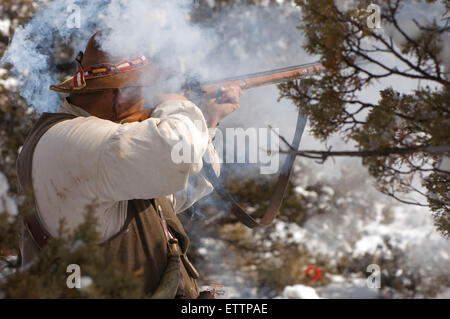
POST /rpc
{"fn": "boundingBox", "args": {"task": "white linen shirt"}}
[31,98,219,240]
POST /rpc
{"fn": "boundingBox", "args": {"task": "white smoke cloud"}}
[1,0,113,112]
[1,0,312,112]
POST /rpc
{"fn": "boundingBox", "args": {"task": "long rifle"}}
[182,61,324,101]
[204,61,323,93]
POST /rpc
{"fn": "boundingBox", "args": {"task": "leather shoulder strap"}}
[202,109,307,228]
[17,112,78,248]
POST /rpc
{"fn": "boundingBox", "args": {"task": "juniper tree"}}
[277,0,450,236]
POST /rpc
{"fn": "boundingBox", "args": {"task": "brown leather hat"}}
[50,30,163,94]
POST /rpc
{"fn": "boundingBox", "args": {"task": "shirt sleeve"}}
[171,128,221,214]
[96,99,210,201]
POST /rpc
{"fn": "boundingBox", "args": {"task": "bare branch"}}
[278,142,450,162]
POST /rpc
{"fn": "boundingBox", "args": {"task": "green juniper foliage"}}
[1,208,142,298]
[278,0,450,236]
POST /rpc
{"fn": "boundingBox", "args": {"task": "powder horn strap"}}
[202,109,307,228]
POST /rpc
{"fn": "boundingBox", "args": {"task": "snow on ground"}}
[197,158,449,299]
[279,276,380,299]
[197,236,261,298]
[273,160,449,298]
[279,284,321,299]
[272,204,449,298]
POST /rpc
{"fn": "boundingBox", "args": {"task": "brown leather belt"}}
[23,214,52,249]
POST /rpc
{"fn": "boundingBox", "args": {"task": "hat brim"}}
[50,63,165,94]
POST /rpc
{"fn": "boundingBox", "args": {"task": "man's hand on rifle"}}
[200,84,242,127]
[154,85,242,128]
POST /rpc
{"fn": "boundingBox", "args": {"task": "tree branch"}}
[279,142,450,163]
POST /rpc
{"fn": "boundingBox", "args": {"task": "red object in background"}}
[305,266,322,280]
